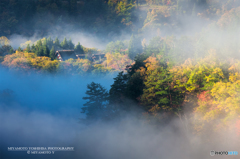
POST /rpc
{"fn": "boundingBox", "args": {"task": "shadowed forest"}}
[1,0,240,159]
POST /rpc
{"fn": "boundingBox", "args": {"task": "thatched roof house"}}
[55,50,77,61]
[55,50,105,62]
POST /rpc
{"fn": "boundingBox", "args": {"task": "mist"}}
[2,1,240,159]
[7,1,214,51]
[9,31,108,50]
[0,67,239,159]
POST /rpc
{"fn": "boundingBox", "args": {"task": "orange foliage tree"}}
[2,51,59,73]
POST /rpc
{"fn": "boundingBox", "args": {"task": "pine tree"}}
[124,54,149,102]
[9,47,14,54]
[128,34,143,60]
[17,47,22,52]
[61,37,69,49]
[36,46,43,56]
[109,71,129,112]
[26,44,31,53]
[74,42,84,54]
[140,67,184,119]
[47,36,53,48]
[127,53,148,76]
[50,46,55,60]
[43,38,47,46]
[35,40,43,56]
[126,71,144,101]
[68,38,74,50]
[31,44,36,53]
[81,82,109,121]
[110,71,128,98]
[54,37,60,47]
[36,40,42,47]
[43,45,49,57]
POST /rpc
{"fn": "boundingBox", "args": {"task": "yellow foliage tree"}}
[104,52,133,71]
[193,57,240,135]
[0,36,10,47]
[2,51,59,73]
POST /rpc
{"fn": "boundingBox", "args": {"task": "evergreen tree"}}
[146,36,164,56]
[128,34,143,60]
[31,44,36,53]
[110,71,128,98]
[125,54,149,101]
[68,38,74,50]
[9,47,14,54]
[127,53,148,76]
[140,67,184,120]
[126,72,144,102]
[81,82,109,121]
[74,42,84,54]
[36,40,42,47]
[54,37,60,48]
[17,47,22,52]
[50,46,55,60]
[26,44,31,53]
[47,36,53,48]
[109,71,129,112]
[35,40,43,56]
[43,38,47,46]
[61,37,69,49]
[145,36,172,67]
[36,47,43,56]
[43,45,49,57]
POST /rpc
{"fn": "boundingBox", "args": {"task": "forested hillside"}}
[1,0,239,38]
[1,0,240,152]
[0,0,137,38]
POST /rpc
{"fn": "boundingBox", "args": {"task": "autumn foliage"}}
[2,51,59,73]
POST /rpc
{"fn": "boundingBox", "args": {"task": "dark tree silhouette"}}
[81,82,109,121]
